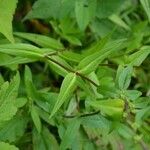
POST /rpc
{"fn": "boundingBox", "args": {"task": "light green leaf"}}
[75,0,96,30]
[0,142,18,150]
[47,55,73,77]
[60,118,81,150]
[87,99,124,119]
[0,116,28,142]
[0,0,18,43]
[117,65,133,90]
[109,14,130,31]
[31,105,42,133]
[77,39,125,75]
[127,46,150,66]
[0,72,20,123]
[0,43,44,59]
[140,0,150,22]
[50,73,77,118]
[14,32,64,50]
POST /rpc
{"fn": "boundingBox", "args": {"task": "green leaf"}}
[75,0,96,30]
[81,115,110,133]
[24,0,61,20]
[0,142,18,150]
[50,73,77,118]
[96,0,122,19]
[0,72,20,123]
[127,46,150,66]
[60,118,81,150]
[0,0,18,43]
[87,99,124,119]
[109,14,130,31]
[116,65,133,90]
[31,105,42,133]
[32,126,59,150]
[0,116,28,142]
[0,43,45,59]
[47,55,73,77]
[140,0,150,22]
[14,32,64,50]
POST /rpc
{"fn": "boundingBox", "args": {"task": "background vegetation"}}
[0,0,150,149]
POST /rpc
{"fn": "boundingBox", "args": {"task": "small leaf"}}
[31,105,42,133]
[14,32,64,50]
[0,0,18,42]
[50,73,77,118]
[117,65,133,90]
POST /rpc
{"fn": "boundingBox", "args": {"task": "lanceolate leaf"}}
[127,46,150,66]
[50,73,77,118]
[0,44,44,59]
[77,39,126,75]
[0,0,18,43]
[140,0,150,22]
[116,65,133,90]
[14,32,64,50]
[31,105,42,133]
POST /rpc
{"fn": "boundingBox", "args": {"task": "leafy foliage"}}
[0,0,150,149]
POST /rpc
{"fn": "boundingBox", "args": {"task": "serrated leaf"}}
[0,72,20,123]
[50,73,77,118]
[0,142,18,150]
[31,105,42,133]
[0,0,18,43]
[81,115,110,133]
[87,99,124,119]
[14,32,64,50]
[75,0,96,30]
[0,116,28,142]
[60,118,81,150]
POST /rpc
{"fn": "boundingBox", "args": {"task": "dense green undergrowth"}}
[0,0,150,149]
